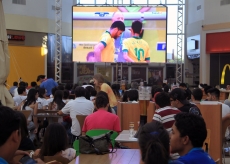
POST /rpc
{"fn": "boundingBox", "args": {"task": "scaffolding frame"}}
[55,0,62,83]
[176,0,184,84]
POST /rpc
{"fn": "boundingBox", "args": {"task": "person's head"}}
[18,81,26,87]
[191,88,203,101]
[179,83,187,90]
[155,92,171,108]
[86,52,95,62]
[64,83,72,91]
[139,121,170,164]
[93,73,104,87]
[25,82,28,87]
[39,123,68,160]
[95,91,109,109]
[122,91,128,102]
[170,112,207,156]
[112,12,124,22]
[36,75,46,83]
[16,111,29,139]
[163,85,169,93]
[63,90,69,100]
[38,88,46,98]
[13,81,18,87]
[91,88,97,97]
[17,86,26,96]
[151,87,163,98]
[204,86,212,95]
[110,21,125,39]
[74,86,86,98]
[53,90,65,110]
[127,90,138,101]
[207,88,220,101]
[131,20,143,35]
[131,82,138,90]
[0,106,21,162]
[57,85,64,91]
[23,89,38,109]
[31,81,37,88]
[169,88,187,108]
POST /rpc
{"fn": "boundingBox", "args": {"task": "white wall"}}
[2,0,73,35]
[187,0,204,24]
[204,0,230,25]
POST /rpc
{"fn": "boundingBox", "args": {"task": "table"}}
[115,130,139,149]
[33,114,62,123]
[72,149,141,164]
[115,130,138,142]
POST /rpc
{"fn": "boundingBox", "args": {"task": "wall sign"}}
[221,64,230,85]
[7,34,25,41]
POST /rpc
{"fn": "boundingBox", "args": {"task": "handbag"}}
[79,131,116,155]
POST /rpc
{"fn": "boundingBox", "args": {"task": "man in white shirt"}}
[207,88,230,117]
[13,82,28,97]
[13,86,27,107]
[57,87,94,143]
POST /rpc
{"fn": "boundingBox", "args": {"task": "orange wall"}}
[7,46,45,88]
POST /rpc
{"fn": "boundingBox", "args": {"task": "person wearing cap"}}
[36,75,58,97]
[169,88,201,116]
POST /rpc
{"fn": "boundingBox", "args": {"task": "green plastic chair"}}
[73,129,118,156]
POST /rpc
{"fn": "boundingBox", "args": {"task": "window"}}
[12,0,26,5]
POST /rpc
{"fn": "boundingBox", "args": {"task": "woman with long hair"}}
[22,89,39,135]
[17,111,35,151]
[93,73,118,114]
[138,121,183,164]
[49,90,65,110]
[37,88,48,109]
[34,123,76,161]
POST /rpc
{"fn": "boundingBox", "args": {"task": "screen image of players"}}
[122,21,150,63]
[93,21,125,62]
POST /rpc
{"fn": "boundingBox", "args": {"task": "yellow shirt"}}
[100,31,115,62]
[122,36,150,62]
[100,83,117,107]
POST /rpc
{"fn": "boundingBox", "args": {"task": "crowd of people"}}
[2,74,228,163]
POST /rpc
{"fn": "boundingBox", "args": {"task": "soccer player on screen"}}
[94,21,125,62]
[122,21,150,63]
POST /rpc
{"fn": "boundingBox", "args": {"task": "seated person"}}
[37,88,48,109]
[153,92,180,133]
[169,88,201,116]
[191,88,203,104]
[13,86,27,107]
[207,88,230,117]
[138,121,183,164]
[34,123,76,161]
[17,112,35,151]
[179,83,192,100]
[170,112,215,164]
[82,91,121,133]
[127,89,138,103]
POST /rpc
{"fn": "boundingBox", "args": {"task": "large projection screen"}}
[72,6,167,63]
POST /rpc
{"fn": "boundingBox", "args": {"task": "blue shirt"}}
[40,78,58,96]
[0,158,8,164]
[177,148,215,164]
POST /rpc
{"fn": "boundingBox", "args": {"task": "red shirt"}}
[82,109,121,133]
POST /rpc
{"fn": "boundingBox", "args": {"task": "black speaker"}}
[166,67,175,78]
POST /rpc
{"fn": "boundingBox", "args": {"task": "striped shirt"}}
[153,106,181,133]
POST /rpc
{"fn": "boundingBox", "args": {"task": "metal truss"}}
[55,0,62,83]
[176,0,183,84]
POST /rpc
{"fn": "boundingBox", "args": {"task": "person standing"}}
[93,73,118,114]
[37,75,58,97]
